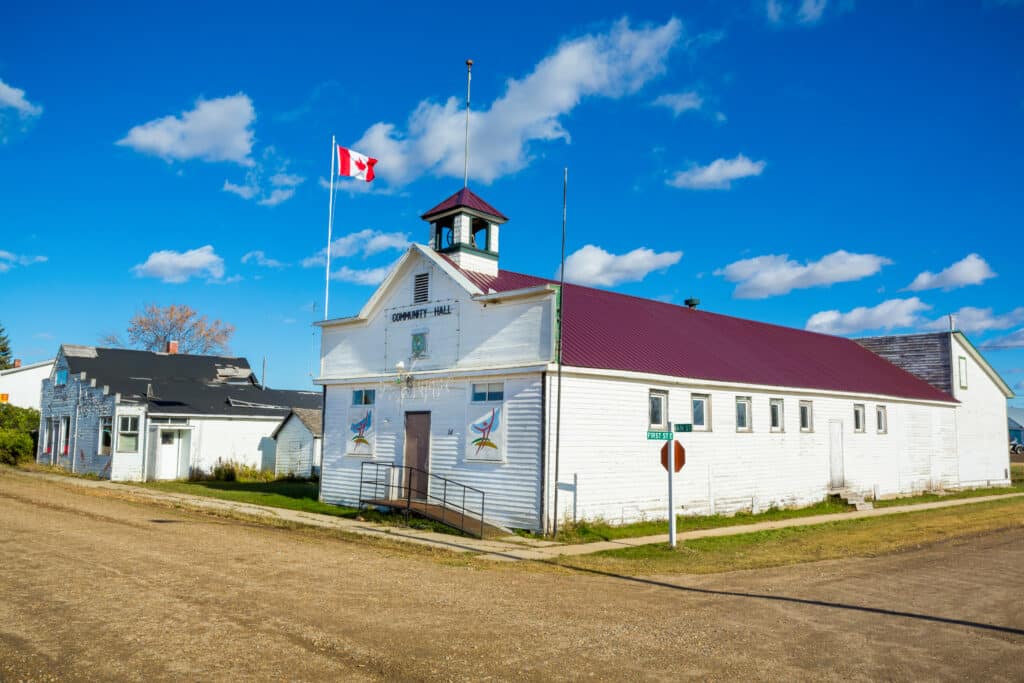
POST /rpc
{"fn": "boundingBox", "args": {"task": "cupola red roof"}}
[421,188,508,222]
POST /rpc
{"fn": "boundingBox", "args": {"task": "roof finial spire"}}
[464,59,473,189]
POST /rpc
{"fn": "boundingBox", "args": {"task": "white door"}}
[829,420,845,489]
[157,430,180,480]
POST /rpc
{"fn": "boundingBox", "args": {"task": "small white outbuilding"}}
[272,407,323,478]
[0,359,54,410]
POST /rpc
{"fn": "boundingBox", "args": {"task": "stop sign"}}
[660,440,685,473]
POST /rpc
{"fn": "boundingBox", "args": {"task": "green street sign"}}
[675,423,693,433]
[647,430,673,440]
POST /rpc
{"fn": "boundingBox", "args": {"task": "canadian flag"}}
[337,145,377,182]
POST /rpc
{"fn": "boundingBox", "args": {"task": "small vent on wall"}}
[414,273,429,304]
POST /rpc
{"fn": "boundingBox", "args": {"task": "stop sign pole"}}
[649,425,688,548]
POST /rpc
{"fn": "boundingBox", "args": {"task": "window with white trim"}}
[117,416,139,453]
[44,418,55,455]
[649,390,668,429]
[55,369,69,386]
[770,398,784,432]
[352,389,375,406]
[691,394,710,431]
[99,416,112,456]
[473,383,504,403]
[799,401,814,432]
[853,404,865,433]
[958,356,968,390]
[59,416,70,455]
[735,397,752,432]
[876,406,888,434]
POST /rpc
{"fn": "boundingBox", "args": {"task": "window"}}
[472,218,490,251]
[99,416,112,456]
[55,369,69,386]
[413,273,429,304]
[352,389,376,406]
[648,390,668,429]
[59,416,70,455]
[691,394,710,431]
[853,404,865,433]
[876,406,888,434]
[473,383,504,403]
[411,332,428,358]
[958,356,968,390]
[735,397,752,432]
[117,416,139,453]
[44,418,55,454]
[799,401,814,432]
[770,398,784,432]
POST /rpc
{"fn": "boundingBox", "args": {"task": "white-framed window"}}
[352,389,376,406]
[99,416,113,456]
[649,390,668,429]
[473,383,504,403]
[59,416,70,455]
[799,401,814,432]
[853,404,865,433]
[55,369,69,386]
[958,356,968,389]
[770,398,784,432]
[117,416,139,453]
[413,272,429,304]
[411,332,428,359]
[876,405,888,434]
[691,394,710,431]
[735,396,752,432]
[43,418,55,455]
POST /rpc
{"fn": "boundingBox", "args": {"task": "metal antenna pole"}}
[464,59,473,188]
[552,167,567,538]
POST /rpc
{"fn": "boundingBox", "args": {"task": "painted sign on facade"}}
[468,407,502,461]
[348,409,374,455]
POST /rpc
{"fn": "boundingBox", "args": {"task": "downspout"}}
[319,385,327,502]
[71,381,81,473]
[539,371,547,535]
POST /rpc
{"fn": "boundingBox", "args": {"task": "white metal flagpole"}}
[464,59,472,188]
[324,135,336,321]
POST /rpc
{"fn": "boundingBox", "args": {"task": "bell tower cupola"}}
[421,188,507,277]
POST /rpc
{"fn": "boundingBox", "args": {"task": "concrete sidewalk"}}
[7,466,1022,562]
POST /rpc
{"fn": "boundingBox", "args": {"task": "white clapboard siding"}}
[951,335,1012,485]
[274,417,315,477]
[189,417,281,473]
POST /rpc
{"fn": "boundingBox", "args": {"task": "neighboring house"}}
[37,344,321,481]
[314,188,1016,534]
[857,332,1014,486]
[1008,407,1024,443]
[0,359,55,410]
[272,407,323,478]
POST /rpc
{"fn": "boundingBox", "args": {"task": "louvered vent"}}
[413,273,429,304]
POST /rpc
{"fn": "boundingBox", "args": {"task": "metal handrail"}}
[357,462,487,538]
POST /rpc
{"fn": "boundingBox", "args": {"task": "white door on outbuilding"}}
[829,420,845,489]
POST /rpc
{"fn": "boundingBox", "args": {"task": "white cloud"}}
[270,172,304,187]
[806,298,932,336]
[117,93,256,165]
[241,250,286,268]
[0,250,47,273]
[223,147,305,206]
[352,18,682,186]
[715,250,891,299]
[561,244,682,287]
[798,0,828,23]
[652,91,703,117]
[667,154,765,190]
[766,0,846,25]
[302,229,411,267]
[766,0,784,23]
[0,79,43,117]
[923,306,1024,334]
[982,329,1024,350]
[258,188,296,206]
[222,180,258,199]
[131,245,225,283]
[331,263,397,286]
[905,253,996,292]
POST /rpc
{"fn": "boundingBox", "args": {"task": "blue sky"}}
[2,1,1023,402]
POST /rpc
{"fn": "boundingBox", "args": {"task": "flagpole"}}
[325,135,336,321]
[552,166,567,538]
[464,59,473,188]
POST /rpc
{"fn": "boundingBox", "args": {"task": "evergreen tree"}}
[0,322,11,370]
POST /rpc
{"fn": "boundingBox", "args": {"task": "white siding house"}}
[316,188,1014,534]
[273,407,323,478]
[0,359,54,410]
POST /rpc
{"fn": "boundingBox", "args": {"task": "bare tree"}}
[102,304,234,355]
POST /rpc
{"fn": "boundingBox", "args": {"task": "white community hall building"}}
[37,344,322,481]
[0,359,55,410]
[316,188,1013,534]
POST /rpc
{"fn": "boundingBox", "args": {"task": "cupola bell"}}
[420,188,508,277]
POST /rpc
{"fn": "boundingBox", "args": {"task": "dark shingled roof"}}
[445,266,956,404]
[421,188,508,221]
[61,346,322,417]
[272,407,324,439]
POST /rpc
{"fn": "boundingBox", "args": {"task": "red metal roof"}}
[449,262,955,403]
[421,188,508,221]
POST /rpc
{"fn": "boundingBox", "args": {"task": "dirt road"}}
[1,471,1022,682]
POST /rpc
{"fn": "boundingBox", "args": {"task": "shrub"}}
[211,459,238,481]
[0,429,34,465]
[0,404,40,433]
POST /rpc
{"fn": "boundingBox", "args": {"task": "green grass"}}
[556,496,854,544]
[1012,463,1023,484]
[873,480,1024,508]
[135,479,468,536]
[556,496,1024,575]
